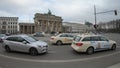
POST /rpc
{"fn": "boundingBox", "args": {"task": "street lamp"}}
[94,5,97,29]
[94,5,117,30]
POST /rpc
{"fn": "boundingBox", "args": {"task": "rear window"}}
[74,36,81,42]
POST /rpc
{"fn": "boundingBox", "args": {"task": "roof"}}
[19,23,35,25]
[77,33,101,37]
[8,34,29,38]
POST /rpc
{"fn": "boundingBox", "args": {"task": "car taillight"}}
[76,42,83,46]
[51,38,54,40]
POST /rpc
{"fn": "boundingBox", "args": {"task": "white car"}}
[50,33,74,45]
[71,34,117,54]
[2,35,48,55]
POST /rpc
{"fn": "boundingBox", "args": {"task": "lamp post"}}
[94,5,117,31]
[94,5,97,29]
[47,13,50,33]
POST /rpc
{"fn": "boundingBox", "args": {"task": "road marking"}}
[0,51,120,63]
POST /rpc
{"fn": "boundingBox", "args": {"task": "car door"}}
[82,37,91,48]
[5,37,19,51]
[15,37,30,52]
[99,36,110,49]
[90,36,101,50]
[67,35,74,44]
[59,34,68,44]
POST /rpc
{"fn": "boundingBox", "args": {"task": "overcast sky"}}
[0,0,120,24]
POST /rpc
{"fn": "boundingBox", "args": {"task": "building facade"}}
[98,19,120,33]
[63,22,94,33]
[19,23,35,34]
[34,12,63,33]
[62,25,72,33]
[0,17,18,34]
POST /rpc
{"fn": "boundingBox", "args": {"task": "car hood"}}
[31,40,48,47]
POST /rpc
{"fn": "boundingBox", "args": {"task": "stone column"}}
[23,25,25,34]
[56,22,58,32]
[59,22,62,32]
[51,21,53,32]
[45,21,47,32]
[31,26,32,34]
[27,26,29,34]
[49,21,51,32]
[41,20,43,32]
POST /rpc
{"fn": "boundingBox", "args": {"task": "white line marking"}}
[0,51,120,63]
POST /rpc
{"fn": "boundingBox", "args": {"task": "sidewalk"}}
[108,63,120,68]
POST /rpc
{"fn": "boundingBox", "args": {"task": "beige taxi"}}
[71,34,117,54]
[50,33,74,45]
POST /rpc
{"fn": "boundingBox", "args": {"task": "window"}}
[99,37,108,41]
[6,37,26,42]
[17,37,25,42]
[3,21,7,25]
[8,26,10,28]
[2,26,6,29]
[74,36,81,42]
[90,36,100,41]
[6,37,17,41]
[67,35,74,38]
[24,36,38,43]
[82,37,91,41]
[60,34,67,37]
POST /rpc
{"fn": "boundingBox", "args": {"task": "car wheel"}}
[56,40,62,45]
[86,47,94,55]
[29,48,38,56]
[111,44,116,50]
[5,45,11,52]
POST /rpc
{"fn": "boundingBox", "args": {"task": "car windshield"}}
[74,36,81,42]
[24,36,38,42]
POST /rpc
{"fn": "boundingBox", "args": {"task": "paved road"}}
[0,33,120,68]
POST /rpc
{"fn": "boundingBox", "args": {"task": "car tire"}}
[56,40,62,45]
[86,47,94,55]
[111,44,116,50]
[29,48,38,56]
[5,45,11,52]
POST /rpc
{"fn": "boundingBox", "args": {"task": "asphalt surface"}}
[0,33,120,68]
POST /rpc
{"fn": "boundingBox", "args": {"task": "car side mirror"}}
[22,41,27,44]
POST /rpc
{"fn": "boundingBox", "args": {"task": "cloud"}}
[0,10,16,16]
[0,0,120,23]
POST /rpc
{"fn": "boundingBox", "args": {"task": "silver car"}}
[2,35,48,55]
[0,34,7,39]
